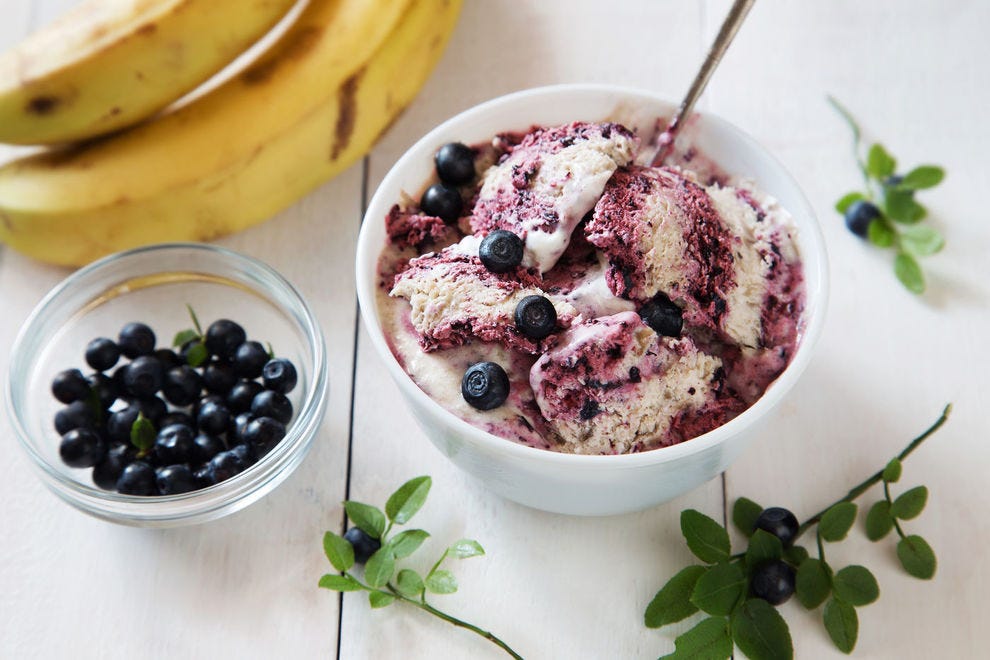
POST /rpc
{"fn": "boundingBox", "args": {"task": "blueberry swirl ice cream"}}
[376,119,805,455]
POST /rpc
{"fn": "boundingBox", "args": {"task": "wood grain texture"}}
[0,1,987,658]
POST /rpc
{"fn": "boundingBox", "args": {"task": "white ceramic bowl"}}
[356,84,828,516]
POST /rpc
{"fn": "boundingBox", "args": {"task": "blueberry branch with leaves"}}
[645,404,950,659]
[828,95,946,294]
[319,476,524,659]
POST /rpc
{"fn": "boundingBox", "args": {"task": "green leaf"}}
[865,501,895,541]
[884,189,926,224]
[891,486,928,520]
[368,591,395,608]
[659,616,732,660]
[323,531,355,572]
[867,218,896,247]
[867,143,896,179]
[823,598,859,654]
[784,545,809,566]
[267,341,275,359]
[900,225,945,256]
[835,192,865,215]
[832,565,879,606]
[690,562,746,617]
[364,548,395,588]
[318,573,363,592]
[680,510,731,564]
[385,476,432,524]
[882,458,902,483]
[899,165,945,190]
[130,412,155,454]
[186,303,203,335]
[344,501,387,539]
[819,502,858,542]
[186,341,209,367]
[448,539,485,559]
[796,558,831,609]
[732,497,763,537]
[731,598,794,660]
[172,328,200,348]
[425,569,458,595]
[394,569,425,598]
[387,529,430,559]
[894,252,925,294]
[745,529,783,569]
[645,565,707,628]
[897,535,937,579]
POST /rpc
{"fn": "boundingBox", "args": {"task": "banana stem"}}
[794,404,951,540]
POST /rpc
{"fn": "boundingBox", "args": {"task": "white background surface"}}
[1,1,987,658]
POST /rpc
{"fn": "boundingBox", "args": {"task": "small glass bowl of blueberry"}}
[7,243,328,527]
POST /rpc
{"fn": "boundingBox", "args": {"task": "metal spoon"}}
[651,0,756,166]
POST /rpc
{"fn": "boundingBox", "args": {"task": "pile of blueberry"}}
[51,317,298,496]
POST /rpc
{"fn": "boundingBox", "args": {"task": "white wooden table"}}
[1,1,987,658]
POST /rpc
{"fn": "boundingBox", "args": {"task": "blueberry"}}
[478,230,524,273]
[435,142,475,185]
[344,527,381,564]
[162,365,202,406]
[461,362,509,410]
[124,356,164,398]
[194,394,226,418]
[232,341,268,379]
[132,396,167,425]
[242,416,286,457]
[92,443,136,490]
[514,295,557,340]
[160,411,195,430]
[750,560,796,605]
[116,461,156,495]
[107,406,140,442]
[754,507,800,548]
[54,401,96,435]
[85,337,121,372]
[262,358,297,394]
[86,372,119,409]
[197,400,231,436]
[206,450,245,484]
[202,360,237,395]
[229,412,254,444]
[192,433,226,464]
[227,380,263,414]
[205,319,246,360]
[844,200,881,238]
[59,428,107,468]
[154,348,182,370]
[111,363,129,392]
[639,293,683,337]
[154,424,196,464]
[193,465,213,488]
[251,390,293,424]
[230,443,256,467]
[51,368,90,404]
[155,465,199,495]
[118,322,156,358]
[420,182,463,222]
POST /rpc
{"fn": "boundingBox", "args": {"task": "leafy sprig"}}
[319,476,523,659]
[829,96,946,294]
[172,304,209,367]
[645,405,951,658]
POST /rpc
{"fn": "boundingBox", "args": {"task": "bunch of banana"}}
[0,0,462,266]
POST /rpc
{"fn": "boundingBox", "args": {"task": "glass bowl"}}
[6,243,328,527]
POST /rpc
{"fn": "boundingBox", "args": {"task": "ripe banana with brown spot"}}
[0,0,300,145]
[0,0,462,265]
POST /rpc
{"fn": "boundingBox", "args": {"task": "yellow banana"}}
[0,0,299,145]
[0,0,462,265]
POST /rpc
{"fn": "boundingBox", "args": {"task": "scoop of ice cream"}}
[530,311,723,454]
[470,121,638,273]
[390,240,577,354]
[586,165,802,352]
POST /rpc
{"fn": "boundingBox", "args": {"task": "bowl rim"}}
[6,241,329,523]
[356,83,829,469]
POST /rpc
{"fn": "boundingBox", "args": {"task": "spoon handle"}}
[652,0,756,166]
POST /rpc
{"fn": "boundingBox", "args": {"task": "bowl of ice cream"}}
[356,84,827,515]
